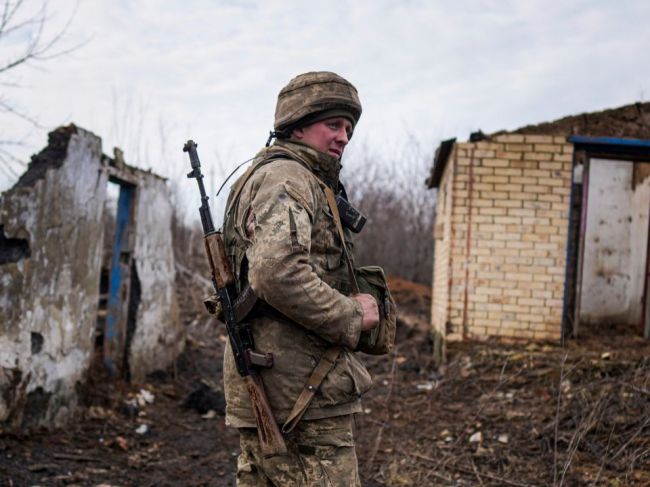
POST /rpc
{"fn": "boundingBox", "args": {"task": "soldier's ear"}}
[291,127,305,140]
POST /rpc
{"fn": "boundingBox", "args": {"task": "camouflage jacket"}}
[222,139,372,428]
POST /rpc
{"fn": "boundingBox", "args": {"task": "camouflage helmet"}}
[274,71,362,135]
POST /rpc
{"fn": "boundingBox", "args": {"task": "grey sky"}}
[2,0,649,198]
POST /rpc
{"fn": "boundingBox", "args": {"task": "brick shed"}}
[426,103,650,359]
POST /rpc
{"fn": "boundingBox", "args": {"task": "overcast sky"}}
[1,0,649,201]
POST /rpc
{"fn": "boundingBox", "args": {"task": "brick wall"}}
[431,134,573,341]
[431,157,454,354]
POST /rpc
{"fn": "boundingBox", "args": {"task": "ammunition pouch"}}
[355,266,397,355]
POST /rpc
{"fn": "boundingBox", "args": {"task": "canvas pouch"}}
[354,266,396,355]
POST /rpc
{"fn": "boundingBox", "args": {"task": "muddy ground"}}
[1,276,649,486]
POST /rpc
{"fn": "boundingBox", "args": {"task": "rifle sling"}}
[232,283,258,323]
[281,345,341,434]
[323,185,360,295]
[282,185,359,434]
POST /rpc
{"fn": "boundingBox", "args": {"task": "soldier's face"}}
[292,117,353,159]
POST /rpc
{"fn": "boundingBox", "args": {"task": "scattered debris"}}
[469,431,482,443]
[183,383,225,415]
[118,400,139,419]
[415,382,435,391]
[114,436,129,451]
[86,406,111,420]
[135,389,155,407]
[201,410,217,420]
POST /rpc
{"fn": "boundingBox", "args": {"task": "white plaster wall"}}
[0,127,184,428]
[0,127,107,427]
[128,173,183,381]
[580,158,649,326]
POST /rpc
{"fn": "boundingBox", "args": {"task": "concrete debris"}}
[415,381,435,391]
[135,389,154,407]
[201,410,217,419]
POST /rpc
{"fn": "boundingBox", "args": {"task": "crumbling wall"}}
[431,153,455,361]
[0,126,107,428]
[128,172,182,381]
[0,125,183,430]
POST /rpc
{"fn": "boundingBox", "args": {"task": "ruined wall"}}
[431,154,455,349]
[0,127,107,428]
[580,159,650,326]
[432,134,573,342]
[0,126,183,429]
[128,172,182,381]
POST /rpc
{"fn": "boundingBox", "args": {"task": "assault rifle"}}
[183,140,287,457]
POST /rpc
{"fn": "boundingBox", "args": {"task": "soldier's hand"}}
[352,293,380,331]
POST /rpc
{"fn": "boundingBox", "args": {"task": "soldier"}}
[222,71,383,486]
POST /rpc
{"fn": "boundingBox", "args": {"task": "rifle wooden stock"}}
[185,140,287,458]
[204,232,235,288]
[245,372,288,457]
[204,232,287,457]
[205,232,288,457]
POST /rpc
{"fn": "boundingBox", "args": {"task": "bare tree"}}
[0,0,84,179]
[343,136,437,284]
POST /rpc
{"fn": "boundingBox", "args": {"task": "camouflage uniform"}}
[237,415,360,486]
[222,72,370,486]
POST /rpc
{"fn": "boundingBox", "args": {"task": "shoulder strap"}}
[323,185,359,294]
[225,153,285,220]
[281,184,359,434]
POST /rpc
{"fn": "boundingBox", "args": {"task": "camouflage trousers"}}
[236,414,361,486]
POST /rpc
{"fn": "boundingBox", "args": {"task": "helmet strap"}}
[265,129,290,147]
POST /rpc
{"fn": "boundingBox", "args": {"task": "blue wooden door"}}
[103,183,135,377]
